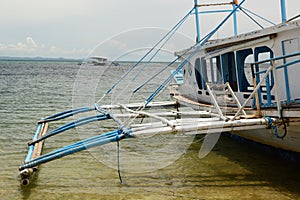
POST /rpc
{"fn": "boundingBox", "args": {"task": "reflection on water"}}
[0,61,299,199]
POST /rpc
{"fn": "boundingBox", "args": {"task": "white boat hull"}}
[173,18,300,154]
[233,122,300,153]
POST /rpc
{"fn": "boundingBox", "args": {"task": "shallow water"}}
[0,61,299,200]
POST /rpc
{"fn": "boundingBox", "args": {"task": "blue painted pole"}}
[29,114,109,145]
[281,42,291,104]
[194,0,201,43]
[44,107,94,120]
[20,131,126,170]
[25,124,43,162]
[280,0,287,22]
[28,130,120,163]
[232,0,238,36]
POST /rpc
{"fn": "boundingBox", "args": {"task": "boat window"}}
[201,57,208,89]
[210,56,222,84]
[221,52,238,91]
[282,38,300,103]
[206,59,212,83]
[236,48,253,92]
[254,46,274,89]
[195,58,207,90]
[254,46,275,106]
[205,59,212,83]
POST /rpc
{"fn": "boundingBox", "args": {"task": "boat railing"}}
[232,51,300,120]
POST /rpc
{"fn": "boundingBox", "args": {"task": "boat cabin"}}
[88,56,108,66]
[177,19,300,108]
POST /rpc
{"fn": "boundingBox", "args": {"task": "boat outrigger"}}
[20,0,300,186]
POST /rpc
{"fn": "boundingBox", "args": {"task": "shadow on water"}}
[20,185,32,200]
[19,170,41,200]
[200,133,300,196]
[102,133,300,199]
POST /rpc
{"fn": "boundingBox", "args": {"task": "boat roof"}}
[89,56,108,60]
[175,19,300,57]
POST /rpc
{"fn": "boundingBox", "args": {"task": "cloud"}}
[26,37,38,48]
[0,37,91,58]
[0,37,38,53]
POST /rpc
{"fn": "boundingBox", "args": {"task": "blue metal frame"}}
[254,46,275,107]
[25,124,43,162]
[281,41,291,105]
[193,0,239,42]
[280,0,287,22]
[253,52,300,107]
[194,0,201,43]
[232,1,238,36]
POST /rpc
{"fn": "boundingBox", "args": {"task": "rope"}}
[275,108,287,139]
[239,7,264,29]
[240,7,276,26]
[117,139,123,184]
[287,14,300,22]
[94,103,125,127]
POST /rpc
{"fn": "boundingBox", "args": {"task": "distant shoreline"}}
[0,56,178,64]
[0,56,82,62]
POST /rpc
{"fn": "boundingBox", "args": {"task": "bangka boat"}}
[88,56,108,66]
[173,2,300,153]
[19,0,300,186]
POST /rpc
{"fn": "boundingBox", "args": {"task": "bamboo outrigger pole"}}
[20,122,48,186]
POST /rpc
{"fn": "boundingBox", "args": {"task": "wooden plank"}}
[31,122,48,160]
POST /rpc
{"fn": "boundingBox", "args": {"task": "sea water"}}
[0,61,299,200]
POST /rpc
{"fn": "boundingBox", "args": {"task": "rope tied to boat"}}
[275,108,287,139]
[94,103,124,127]
[265,116,273,129]
[265,114,287,140]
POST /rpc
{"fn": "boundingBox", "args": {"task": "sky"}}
[0,0,299,59]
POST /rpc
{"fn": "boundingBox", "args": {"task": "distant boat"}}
[88,56,108,66]
[78,57,120,66]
